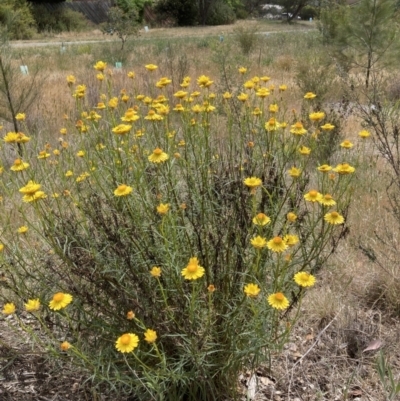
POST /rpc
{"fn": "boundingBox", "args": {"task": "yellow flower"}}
[340,140,354,148]
[252,213,271,226]
[304,190,323,202]
[294,272,316,287]
[359,129,371,138]
[298,146,311,155]
[256,87,270,98]
[0,243,4,252]
[243,177,262,189]
[156,77,172,88]
[317,164,332,173]
[76,150,85,157]
[260,76,271,82]
[283,234,299,246]
[96,73,104,81]
[174,90,188,99]
[243,80,255,90]
[267,236,288,253]
[157,203,170,215]
[288,167,301,178]
[49,292,73,310]
[324,211,345,225]
[244,283,261,298]
[25,299,40,312]
[207,284,216,293]
[74,84,86,98]
[38,150,50,159]
[319,193,336,206]
[114,184,133,197]
[173,104,185,112]
[148,148,169,163]
[19,181,41,195]
[237,93,249,102]
[127,71,135,79]
[112,124,132,135]
[251,236,268,249]
[2,303,16,315]
[269,104,279,113]
[238,67,247,74]
[145,64,158,71]
[127,310,135,320]
[94,61,107,71]
[15,112,26,121]
[150,266,161,277]
[333,163,355,174]
[66,75,76,86]
[144,329,157,344]
[304,92,317,99]
[17,226,28,234]
[265,118,281,132]
[279,84,287,92]
[115,333,139,353]
[95,102,106,110]
[60,341,71,351]
[145,109,163,121]
[197,75,213,87]
[309,111,325,122]
[65,170,73,177]
[321,123,335,131]
[108,97,118,109]
[22,191,47,203]
[287,212,297,222]
[290,122,307,135]
[181,257,205,280]
[268,292,289,310]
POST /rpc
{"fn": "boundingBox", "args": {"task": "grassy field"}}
[1,20,399,401]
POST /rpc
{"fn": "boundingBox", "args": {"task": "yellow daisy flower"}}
[333,163,355,174]
[112,124,132,135]
[144,329,157,344]
[321,123,335,131]
[304,92,316,99]
[49,292,73,311]
[290,122,307,135]
[309,111,325,122]
[287,212,297,222]
[94,61,107,71]
[150,267,161,277]
[268,292,289,310]
[317,164,332,173]
[60,341,71,351]
[114,185,133,197]
[244,283,261,298]
[148,148,169,163]
[19,181,41,196]
[17,226,28,234]
[294,272,316,287]
[127,311,135,319]
[252,213,271,226]
[25,299,40,312]
[145,64,158,71]
[304,190,323,202]
[181,257,205,280]
[243,177,262,189]
[283,234,299,247]
[288,167,301,177]
[319,193,336,206]
[267,236,288,253]
[157,203,170,215]
[251,236,268,249]
[324,211,345,225]
[2,303,16,315]
[298,146,311,155]
[340,140,354,149]
[358,129,371,138]
[115,333,139,353]
[15,113,26,121]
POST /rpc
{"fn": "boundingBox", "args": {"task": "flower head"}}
[94,61,107,71]
[16,113,26,121]
[49,292,73,310]
[144,329,157,344]
[304,92,316,99]
[60,341,71,351]
[333,163,355,174]
[267,236,288,253]
[319,193,336,206]
[150,266,161,277]
[298,146,311,155]
[25,299,40,312]
[114,184,133,197]
[17,226,28,234]
[317,164,332,173]
[243,177,262,189]
[115,333,139,353]
[265,118,280,131]
[112,124,132,135]
[290,122,307,135]
[304,190,323,202]
[268,292,289,310]
[145,64,158,71]
[252,213,271,226]
[359,129,371,138]
[2,303,16,315]
[238,67,247,74]
[283,234,299,246]
[324,211,345,225]
[244,283,261,298]
[251,236,268,249]
[288,167,301,178]
[19,181,41,196]
[294,272,316,287]
[340,140,354,149]
[309,111,325,122]
[157,203,170,215]
[207,284,216,293]
[127,311,135,319]
[181,257,205,280]
[148,148,169,163]
[321,123,335,131]
[11,159,29,171]
[287,212,297,222]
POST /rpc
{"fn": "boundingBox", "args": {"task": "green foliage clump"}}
[0,65,357,400]
[32,5,89,33]
[0,0,35,40]
[155,0,199,26]
[206,0,236,25]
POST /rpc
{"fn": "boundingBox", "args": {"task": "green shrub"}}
[155,0,198,26]
[233,24,259,55]
[0,0,35,40]
[206,0,236,25]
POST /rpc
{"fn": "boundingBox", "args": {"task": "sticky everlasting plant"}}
[0,63,363,400]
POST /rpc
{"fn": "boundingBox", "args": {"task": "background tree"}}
[276,0,310,21]
[0,0,35,39]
